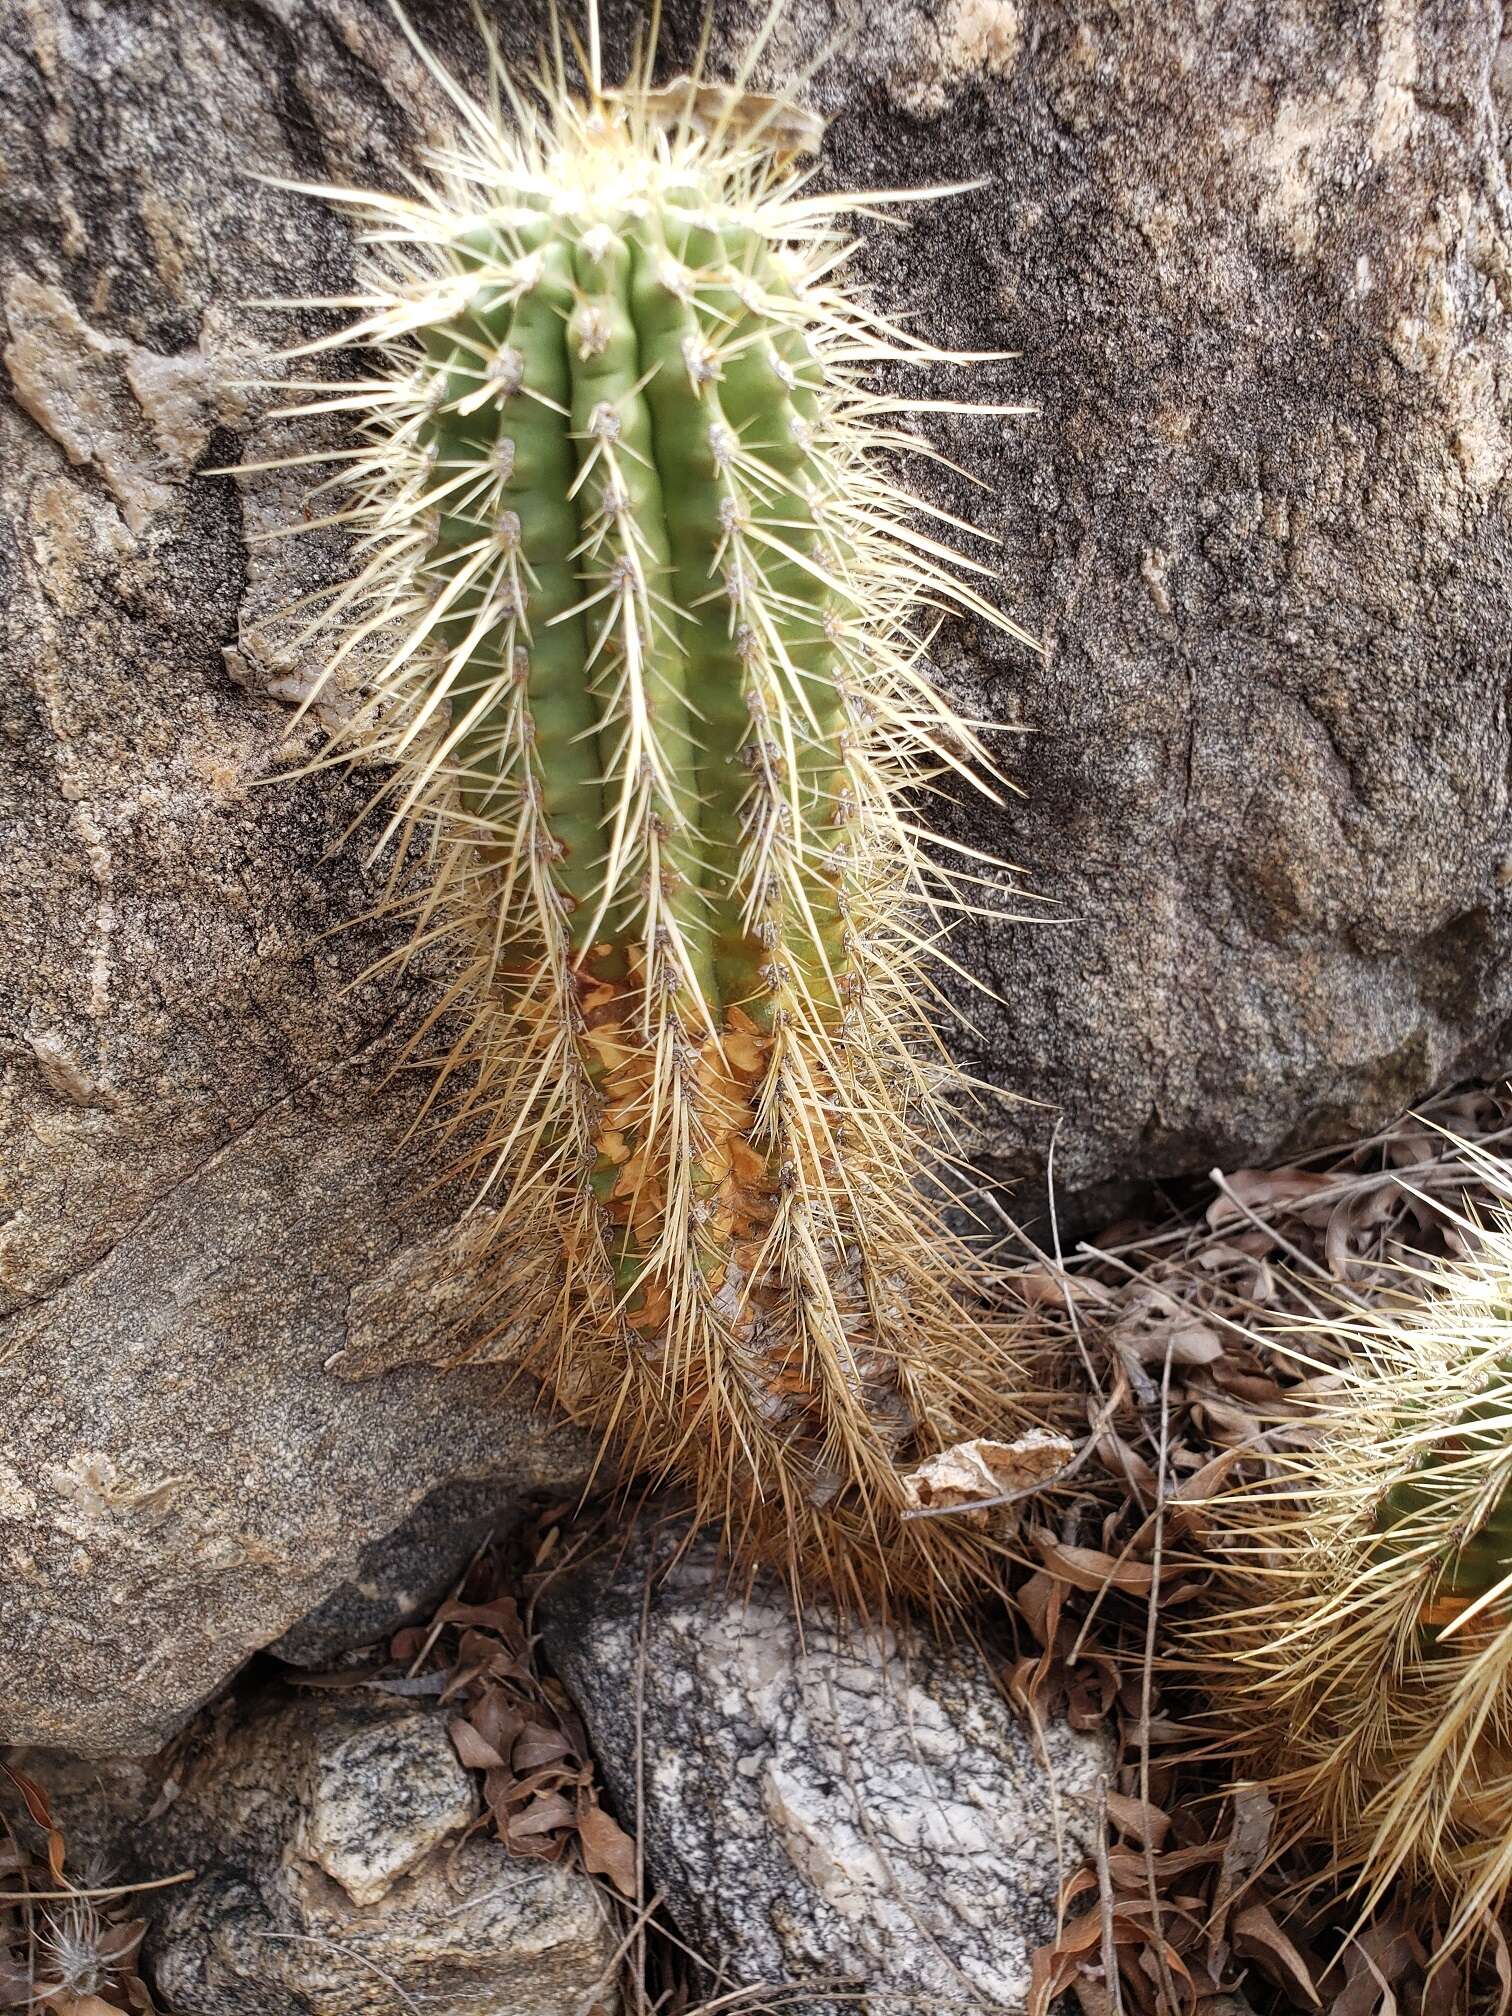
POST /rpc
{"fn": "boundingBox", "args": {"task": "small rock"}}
[151,1834,618,2016]
[539,1531,1109,2013]
[293,1708,476,1909]
[27,1690,622,2016]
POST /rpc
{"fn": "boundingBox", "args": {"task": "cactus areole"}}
[249,3,1040,1611]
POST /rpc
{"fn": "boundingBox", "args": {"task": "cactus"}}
[247,4,1043,1612]
[1180,1146,1512,1952]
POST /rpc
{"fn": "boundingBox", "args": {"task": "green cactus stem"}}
[237,1,1048,1614]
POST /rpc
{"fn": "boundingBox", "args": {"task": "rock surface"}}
[930,0,1512,1195]
[21,1692,622,2016]
[540,1532,1110,2012]
[0,1122,591,1752]
[269,1478,524,1670]
[5,0,1511,1747]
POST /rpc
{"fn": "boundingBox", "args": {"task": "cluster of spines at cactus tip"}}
[246,6,1042,1613]
[1180,1151,1512,1954]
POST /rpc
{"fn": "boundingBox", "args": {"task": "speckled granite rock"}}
[18,1692,622,2016]
[539,1532,1109,2012]
[5,0,1511,1751]
[269,1479,523,1670]
[0,1116,591,1753]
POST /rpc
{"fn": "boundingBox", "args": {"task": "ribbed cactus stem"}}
[247,8,1044,1612]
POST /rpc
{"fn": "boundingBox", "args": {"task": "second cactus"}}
[1180,1147,1512,1952]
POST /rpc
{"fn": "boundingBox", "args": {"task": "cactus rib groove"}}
[243,0,1045,1615]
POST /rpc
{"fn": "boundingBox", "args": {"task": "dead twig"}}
[1139,1341,1181,2016]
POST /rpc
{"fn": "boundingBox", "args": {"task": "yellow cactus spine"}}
[243,1,1043,1615]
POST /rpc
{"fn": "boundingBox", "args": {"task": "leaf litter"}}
[1012,1087,1512,2016]
[281,1088,1512,2015]
[0,1762,176,2016]
[379,1526,638,1904]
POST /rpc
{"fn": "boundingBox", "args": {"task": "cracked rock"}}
[539,1532,1110,2013]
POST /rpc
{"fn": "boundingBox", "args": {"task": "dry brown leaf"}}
[1207,1782,1274,1975]
[1038,1539,1156,1595]
[1105,1844,1222,1887]
[1015,1567,1064,1648]
[1094,1427,1158,1496]
[1105,1791,1171,1850]
[1419,1950,1464,2016]
[434,1597,524,1638]
[1012,1267,1113,1308]
[1121,1314,1225,1369]
[513,1723,575,1770]
[450,1717,506,1771]
[481,1766,520,1828]
[1065,1656,1119,1731]
[468,1690,526,1757]
[1327,1923,1417,2016]
[1187,1394,1263,1446]
[499,1763,578,1808]
[1489,1917,1512,2016]
[1206,1168,1336,1232]
[1193,1239,1270,1272]
[901,1430,1075,1523]
[1026,1939,1078,2016]
[439,1660,489,1705]
[1134,1936,1198,2010]
[508,1792,575,1840]
[93,1922,145,1966]
[577,1801,637,1898]
[1174,1449,1245,1504]
[1,1765,65,1886]
[455,1627,525,1680]
[1032,1903,1128,1999]
[1231,1902,1319,2007]
[1323,1182,1405,1280]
